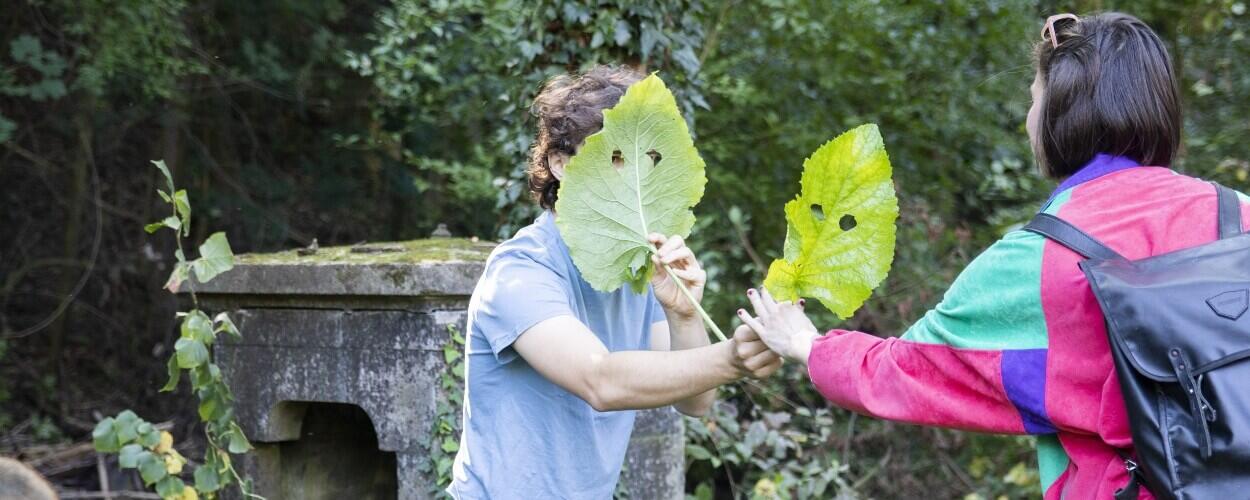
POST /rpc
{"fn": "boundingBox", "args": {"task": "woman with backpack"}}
[738,12,1249,499]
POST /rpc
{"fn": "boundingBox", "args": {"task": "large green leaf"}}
[555,74,706,293]
[764,124,898,318]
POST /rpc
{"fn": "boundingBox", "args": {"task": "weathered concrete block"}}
[192,238,685,499]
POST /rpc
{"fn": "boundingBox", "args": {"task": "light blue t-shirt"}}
[448,211,667,499]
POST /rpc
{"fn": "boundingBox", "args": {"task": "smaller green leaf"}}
[227,423,252,454]
[190,364,215,389]
[155,476,185,498]
[213,312,241,341]
[138,452,168,485]
[144,222,165,234]
[116,410,141,442]
[157,189,172,203]
[160,355,181,392]
[194,464,221,492]
[181,310,214,344]
[443,344,461,364]
[92,417,119,452]
[190,232,234,283]
[152,160,175,194]
[172,190,191,236]
[174,338,208,369]
[164,262,189,292]
[138,424,161,448]
[118,444,144,468]
[764,124,898,318]
[198,393,221,421]
[441,436,458,453]
[686,444,712,461]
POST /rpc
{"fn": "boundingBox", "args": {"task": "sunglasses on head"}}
[1042,13,1079,48]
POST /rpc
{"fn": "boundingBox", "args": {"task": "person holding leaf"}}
[740,13,1235,500]
[448,65,781,500]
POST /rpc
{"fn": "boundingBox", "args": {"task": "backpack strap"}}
[1023,213,1125,261]
[1214,182,1243,240]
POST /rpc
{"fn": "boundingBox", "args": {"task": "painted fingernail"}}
[737,309,746,315]
[799,299,806,306]
[747,289,755,295]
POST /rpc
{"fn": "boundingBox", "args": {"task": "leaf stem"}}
[661,263,727,342]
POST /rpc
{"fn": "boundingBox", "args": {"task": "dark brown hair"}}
[527,65,644,209]
[1033,12,1181,178]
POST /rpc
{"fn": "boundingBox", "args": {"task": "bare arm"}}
[649,317,717,416]
[512,315,774,412]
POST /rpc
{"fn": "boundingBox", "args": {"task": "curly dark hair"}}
[528,65,644,209]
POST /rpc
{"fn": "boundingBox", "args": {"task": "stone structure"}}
[191,238,684,499]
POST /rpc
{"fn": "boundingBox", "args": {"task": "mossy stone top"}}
[189,238,495,299]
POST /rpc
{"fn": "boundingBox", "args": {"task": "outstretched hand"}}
[737,287,820,365]
[730,324,783,379]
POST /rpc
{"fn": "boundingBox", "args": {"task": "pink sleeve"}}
[806,329,1032,434]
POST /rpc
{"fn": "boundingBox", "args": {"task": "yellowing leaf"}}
[155,431,174,453]
[555,74,706,293]
[764,124,898,318]
[164,452,185,474]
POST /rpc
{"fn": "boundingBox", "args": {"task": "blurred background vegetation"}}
[2,0,1247,497]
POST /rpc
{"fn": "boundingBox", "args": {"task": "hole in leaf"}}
[611,150,624,171]
[839,214,857,231]
[646,149,662,167]
[810,204,826,221]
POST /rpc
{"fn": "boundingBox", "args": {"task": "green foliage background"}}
[2,0,1248,497]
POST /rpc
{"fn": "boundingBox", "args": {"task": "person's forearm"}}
[665,312,717,416]
[587,340,738,412]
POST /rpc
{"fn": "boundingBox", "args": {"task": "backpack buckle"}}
[1170,348,1215,458]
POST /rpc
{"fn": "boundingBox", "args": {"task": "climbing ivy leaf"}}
[152,160,176,200]
[181,310,215,345]
[764,124,898,318]
[138,452,168,484]
[195,464,221,493]
[227,423,253,453]
[214,312,241,341]
[555,74,706,293]
[118,444,144,468]
[92,417,119,452]
[190,232,234,283]
[175,337,209,368]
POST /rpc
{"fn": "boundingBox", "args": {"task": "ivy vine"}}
[420,324,466,497]
[91,160,261,500]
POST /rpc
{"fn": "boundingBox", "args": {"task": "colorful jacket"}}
[806,155,1250,499]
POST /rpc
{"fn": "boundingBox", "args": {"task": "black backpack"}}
[1023,182,1250,500]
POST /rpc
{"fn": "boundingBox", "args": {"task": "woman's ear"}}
[548,152,570,181]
